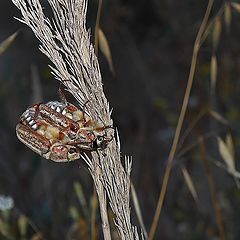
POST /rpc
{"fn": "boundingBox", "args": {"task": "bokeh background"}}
[0,0,240,239]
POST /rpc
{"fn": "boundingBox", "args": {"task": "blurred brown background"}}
[1,0,240,239]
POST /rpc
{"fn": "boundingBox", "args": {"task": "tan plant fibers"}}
[12,0,141,239]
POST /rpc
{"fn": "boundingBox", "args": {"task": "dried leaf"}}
[212,17,221,49]
[209,110,228,125]
[224,3,232,30]
[210,54,217,91]
[181,167,199,204]
[226,133,235,160]
[231,2,240,13]
[218,137,235,171]
[98,28,114,73]
[0,31,18,55]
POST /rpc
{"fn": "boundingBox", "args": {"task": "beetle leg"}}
[33,103,42,119]
[95,125,114,131]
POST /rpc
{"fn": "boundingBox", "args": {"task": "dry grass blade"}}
[200,5,225,46]
[0,31,18,55]
[0,218,9,238]
[177,132,216,159]
[94,0,102,56]
[225,133,234,159]
[74,182,87,209]
[224,3,231,30]
[131,183,147,239]
[209,110,228,125]
[74,182,89,219]
[14,208,40,235]
[181,167,199,205]
[199,138,226,240]
[217,136,239,192]
[99,28,114,73]
[12,0,140,239]
[231,2,240,12]
[210,54,217,91]
[69,206,80,221]
[214,156,240,188]
[18,215,27,238]
[177,108,208,151]
[148,1,214,239]
[212,17,221,49]
[218,137,235,172]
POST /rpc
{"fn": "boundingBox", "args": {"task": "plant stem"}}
[92,161,111,240]
[148,1,214,239]
[199,138,226,240]
[97,182,111,240]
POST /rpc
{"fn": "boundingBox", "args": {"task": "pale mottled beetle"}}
[16,101,113,162]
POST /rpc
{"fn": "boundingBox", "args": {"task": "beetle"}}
[16,101,113,162]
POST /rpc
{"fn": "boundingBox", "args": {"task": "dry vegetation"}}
[0,0,240,239]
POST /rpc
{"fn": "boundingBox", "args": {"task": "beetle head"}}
[92,134,113,150]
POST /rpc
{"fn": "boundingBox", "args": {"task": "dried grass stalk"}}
[12,0,140,239]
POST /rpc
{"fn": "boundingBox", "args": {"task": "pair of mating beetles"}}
[16,90,113,162]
